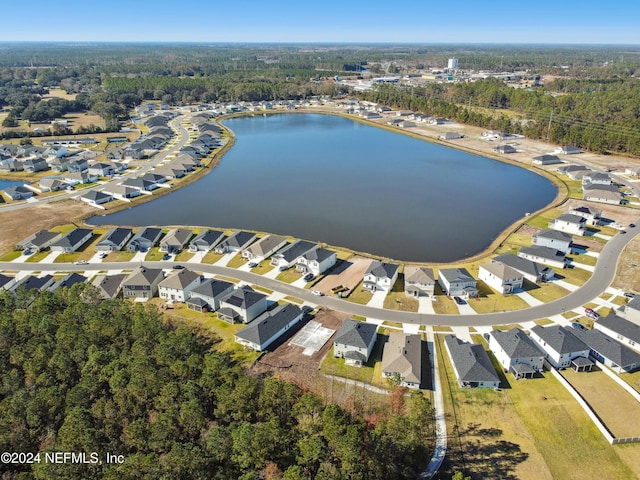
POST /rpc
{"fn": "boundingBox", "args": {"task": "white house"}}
[438,268,478,298]
[158,268,202,303]
[518,246,567,269]
[296,247,337,276]
[532,229,573,254]
[487,328,545,379]
[234,303,304,352]
[594,314,640,354]
[404,266,436,297]
[478,262,523,294]
[362,261,399,293]
[333,319,378,367]
[444,335,500,388]
[242,235,287,263]
[530,325,591,370]
[50,228,93,253]
[381,332,422,389]
[549,214,586,236]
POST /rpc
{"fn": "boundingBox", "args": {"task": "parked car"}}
[278,265,288,272]
[248,262,258,268]
[311,290,324,296]
[74,260,88,265]
[453,296,465,305]
[624,292,636,299]
[173,265,184,270]
[584,308,600,320]
[22,249,32,256]
[630,223,636,228]
[572,322,586,330]
[303,273,315,282]
[99,252,108,259]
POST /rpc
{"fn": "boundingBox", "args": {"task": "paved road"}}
[3,222,639,327]
[0,115,192,212]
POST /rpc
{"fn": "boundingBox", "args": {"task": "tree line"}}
[0,284,434,479]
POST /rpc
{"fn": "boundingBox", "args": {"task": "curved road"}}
[2,221,638,327]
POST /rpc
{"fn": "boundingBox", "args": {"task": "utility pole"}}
[547,111,553,138]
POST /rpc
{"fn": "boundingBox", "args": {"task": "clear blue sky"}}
[1,0,637,44]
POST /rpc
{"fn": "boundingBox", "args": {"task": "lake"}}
[90,113,557,262]
[0,179,25,190]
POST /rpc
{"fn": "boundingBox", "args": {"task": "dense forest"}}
[0,285,434,479]
[1,43,640,154]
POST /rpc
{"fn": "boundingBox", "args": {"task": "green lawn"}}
[0,250,22,261]
[383,277,419,312]
[225,254,247,269]
[276,268,302,284]
[343,283,373,305]
[201,251,224,264]
[250,261,275,275]
[468,293,530,313]
[432,296,459,314]
[145,247,165,262]
[250,284,274,295]
[525,208,564,229]
[319,333,387,387]
[526,283,570,302]
[104,251,136,262]
[25,250,50,263]
[283,296,303,304]
[174,250,195,262]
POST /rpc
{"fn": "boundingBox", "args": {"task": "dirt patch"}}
[0,199,95,254]
[253,307,348,373]
[311,255,370,294]
[561,198,638,226]
[613,235,640,292]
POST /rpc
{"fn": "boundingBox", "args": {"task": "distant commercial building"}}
[448,58,459,70]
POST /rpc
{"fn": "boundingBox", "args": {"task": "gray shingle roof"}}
[247,235,286,256]
[572,327,640,369]
[190,229,224,248]
[302,247,335,263]
[98,227,132,247]
[439,268,475,285]
[235,303,303,347]
[492,253,552,279]
[334,319,377,349]
[190,278,234,299]
[490,328,544,360]
[381,333,422,384]
[404,266,435,284]
[51,228,93,249]
[554,213,585,224]
[50,273,87,291]
[366,261,399,280]
[222,285,267,309]
[534,229,573,242]
[530,325,589,355]
[92,273,126,298]
[597,314,640,345]
[159,269,201,290]
[221,231,256,249]
[276,240,317,263]
[123,267,163,287]
[445,335,500,384]
[519,246,565,262]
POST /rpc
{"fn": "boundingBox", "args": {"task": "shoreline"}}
[83,107,568,266]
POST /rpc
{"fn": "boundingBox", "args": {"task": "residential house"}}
[569,206,601,226]
[95,227,133,252]
[16,229,62,252]
[556,145,582,155]
[187,278,235,313]
[121,267,164,300]
[363,261,399,293]
[532,229,573,254]
[217,285,268,324]
[103,184,140,200]
[158,268,202,303]
[532,154,562,165]
[234,303,304,352]
[487,328,545,379]
[49,157,71,172]
[557,164,589,176]
[189,229,225,252]
[50,228,93,253]
[67,158,89,173]
[549,213,587,236]
[493,144,517,154]
[404,266,436,297]
[582,172,612,186]
[127,227,163,252]
[0,158,23,172]
[296,248,337,276]
[492,254,555,283]
[160,228,193,254]
[80,190,113,206]
[10,275,55,293]
[595,314,640,354]
[529,325,592,370]
[38,177,69,192]
[270,240,318,269]
[49,273,87,292]
[91,273,126,299]
[3,186,34,201]
[333,319,378,367]
[381,332,422,389]
[214,231,256,254]
[444,335,500,388]
[121,177,158,192]
[518,246,567,269]
[478,262,524,294]
[23,158,49,173]
[582,184,622,205]
[0,274,17,291]
[63,171,99,186]
[438,132,463,140]
[242,235,287,263]
[571,327,640,374]
[438,268,478,298]
[88,162,114,177]
[618,297,640,325]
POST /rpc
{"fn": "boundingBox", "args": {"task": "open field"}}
[561,368,640,438]
[312,256,371,295]
[613,236,640,293]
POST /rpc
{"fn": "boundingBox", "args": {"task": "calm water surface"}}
[0,179,25,190]
[90,114,557,262]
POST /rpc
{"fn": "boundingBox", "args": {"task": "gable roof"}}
[123,267,163,287]
[439,268,475,284]
[492,253,552,279]
[445,335,500,384]
[404,266,435,284]
[597,314,640,345]
[92,273,126,298]
[530,325,589,355]
[534,229,573,242]
[334,319,377,349]
[381,332,422,384]
[221,231,256,249]
[554,213,586,224]
[519,246,565,262]
[302,247,335,263]
[480,262,522,280]
[159,269,201,290]
[235,303,303,346]
[572,327,640,368]
[82,190,112,203]
[50,273,87,291]
[17,229,61,249]
[490,328,544,360]
[51,228,93,249]
[276,240,317,263]
[246,235,287,256]
[190,229,224,248]
[161,228,193,246]
[366,261,399,280]
[222,285,267,310]
[190,278,234,299]
[13,275,54,292]
[98,227,132,247]
[132,227,163,244]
